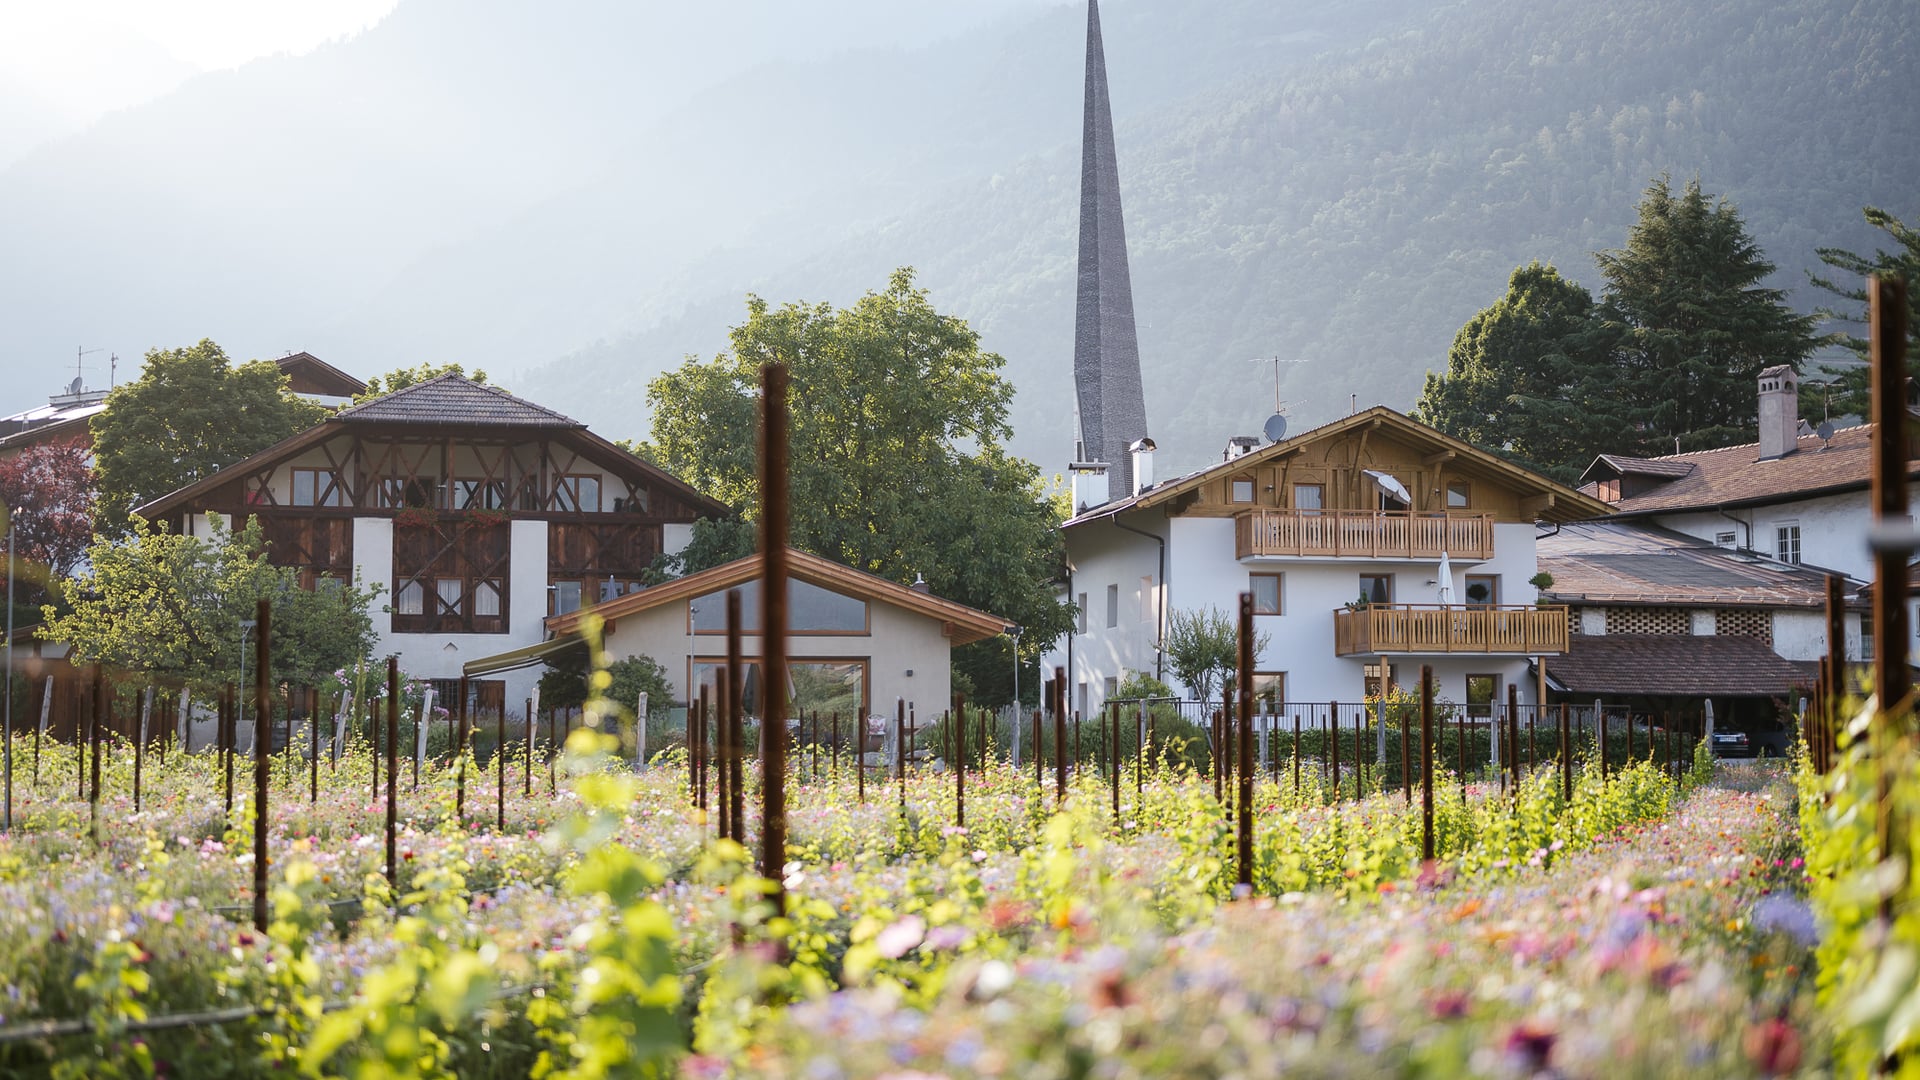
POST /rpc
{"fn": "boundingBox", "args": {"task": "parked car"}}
[1710,716,1791,758]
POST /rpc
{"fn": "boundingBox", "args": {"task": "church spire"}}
[1072,0,1149,499]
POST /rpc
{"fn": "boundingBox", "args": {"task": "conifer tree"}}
[1809,206,1920,418]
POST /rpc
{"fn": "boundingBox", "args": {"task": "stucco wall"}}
[598,587,960,718]
[1651,483,1920,583]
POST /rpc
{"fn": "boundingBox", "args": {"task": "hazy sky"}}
[1,0,397,129]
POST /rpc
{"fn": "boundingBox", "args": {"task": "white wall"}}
[1040,516,1163,717]
[1652,483,1920,582]
[599,588,958,718]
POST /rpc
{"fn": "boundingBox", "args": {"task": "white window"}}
[1230,477,1255,503]
[1105,584,1119,628]
[474,580,502,618]
[436,578,465,616]
[1293,483,1323,513]
[1251,573,1282,615]
[1076,592,1088,634]
[1776,524,1801,565]
[395,580,425,616]
[290,467,345,507]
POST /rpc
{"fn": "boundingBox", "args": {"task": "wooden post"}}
[1054,669,1067,805]
[831,712,840,780]
[856,710,865,803]
[1870,274,1911,873]
[252,600,272,933]
[1236,593,1255,890]
[1420,664,1435,863]
[386,658,399,890]
[758,361,791,910]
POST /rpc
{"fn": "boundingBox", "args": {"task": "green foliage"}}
[1163,606,1269,703]
[39,514,378,689]
[0,437,96,611]
[1810,205,1920,418]
[643,268,1072,705]
[353,362,490,402]
[1414,262,1621,484]
[1599,175,1822,453]
[90,340,327,532]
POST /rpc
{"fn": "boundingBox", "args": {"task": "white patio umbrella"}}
[1436,549,1455,605]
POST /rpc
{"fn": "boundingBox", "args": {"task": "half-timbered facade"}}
[1042,407,1613,717]
[135,373,728,705]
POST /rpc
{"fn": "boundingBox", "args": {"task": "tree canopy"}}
[0,437,96,612]
[1418,176,1821,474]
[1810,206,1920,418]
[355,362,492,402]
[91,340,327,530]
[643,268,1070,706]
[1164,606,1272,704]
[41,515,378,691]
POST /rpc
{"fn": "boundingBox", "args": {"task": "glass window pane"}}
[437,579,464,613]
[396,581,424,616]
[1293,483,1323,511]
[1446,481,1470,508]
[790,661,863,718]
[475,580,501,617]
[1251,573,1281,615]
[690,579,867,633]
[1252,672,1284,712]
[1231,478,1254,503]
[576,476,600,513]
[553,580,582,615]
[292,470,316,506]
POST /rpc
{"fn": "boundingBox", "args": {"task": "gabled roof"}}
[1065,406,1615,526]
[333,373,582,428]
[274,352,365,398]
[1544,633,1807,697]
[546,547,1007,646]
[1537,520,1864,609]
[132,374,728,521]
[1581,423,1920,515]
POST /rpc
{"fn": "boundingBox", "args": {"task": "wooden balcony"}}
[1333,604,1571,656]
[1235,509,1496,560]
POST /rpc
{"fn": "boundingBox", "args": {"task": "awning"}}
[462,635,584,678]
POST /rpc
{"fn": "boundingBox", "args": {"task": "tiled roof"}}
[1545,634,1808,697]
[1589,454,1695,479]
[275,351,365,397]
[1538,520,1860,608]
[1585,423,1917,514]
[334,373,581,427]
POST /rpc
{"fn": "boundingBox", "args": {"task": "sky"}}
[0,0,398,153]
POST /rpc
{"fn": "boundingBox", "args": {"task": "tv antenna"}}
[74,346,102,385]
[1249,356,1308,442]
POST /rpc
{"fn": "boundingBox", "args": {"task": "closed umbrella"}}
[1436,550,1455,605]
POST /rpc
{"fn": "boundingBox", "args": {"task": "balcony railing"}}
[1236,510,1495,560]
[1333,604,1571,656]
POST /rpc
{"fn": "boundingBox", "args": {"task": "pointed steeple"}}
[1072,0,1149,499]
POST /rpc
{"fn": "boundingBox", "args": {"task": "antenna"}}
[110,353,118,388]
[74,345,102,390]
[1248,356,1308,414]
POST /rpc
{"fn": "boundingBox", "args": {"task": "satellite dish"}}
[1263,413,1288,442]
[66,377,83,395]
[1816,420,1836,443]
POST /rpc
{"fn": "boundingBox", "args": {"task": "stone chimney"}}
[1130,437,1156,497]
[1757,365,1799,460]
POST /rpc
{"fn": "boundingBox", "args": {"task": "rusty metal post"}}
[1329,700,1340,801]
[309,687,319,805]
[496,691,506,831]
[523,696,532,797]
[1237,593,1255,889]
[1559,703,1572,801]
[1033,708,1043,789]
[1507,683,1520,797]
[1401,706,1411,804]
[1212,708,1223,802]
[253,600,272,933]
[455,676,469,822]
[1870,275,1912,874]
[1599,706,1609,781]
[1107,700,1118,820]
[956,694,967,828]
[385,657,398,890]
[89,667,103,844]
[1292,713,1301,797]
[1054,669,1067,805]
[897,697,907,806]
[1420,664,1435,862]
[758,361,791,909]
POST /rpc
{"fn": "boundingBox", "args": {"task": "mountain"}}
[0,0,1912,482]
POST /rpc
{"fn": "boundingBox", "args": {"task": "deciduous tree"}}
[91,340,327,531]
[355,362,491,402]
[0,437,96,610]
[644,268,1072,706]
[41,515,378,690]
[1164,605,1271,704]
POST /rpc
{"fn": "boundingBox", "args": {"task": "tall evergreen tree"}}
[1597,176,1821,453]
[1809,206,1920,418]
[1414,262,1620,484]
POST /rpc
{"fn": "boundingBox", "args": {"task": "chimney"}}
[1757,365,1799,460]
[1223,435,1259,461]
[1129,437,1156,497]
[1069,460,1110,513]
[909,573,930,594]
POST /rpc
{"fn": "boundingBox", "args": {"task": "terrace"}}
[1235,509,1495,560]
[1333,603,1571,656]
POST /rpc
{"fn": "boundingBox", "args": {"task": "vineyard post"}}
[713,673,728,837]
[1054,669,1067,805]
[1136,698,1145,795]
[897,697,907,806]
[385,658,398,890]
[308,688,319,804]
[1824,574,1846,773]
[1456,705,1466,795]
[1033,709,1042,790]
[1420,664,1434,862]
[455,676,469,823]
[1292,713,1300,797]
[1598,700,1608,780]
[831,712,839,780]
[1870,274,1911,877]
[135,685,149,813]
[728,670,743,845]
[522,696,532,797]
[1212,708,1223,802]
[1236,593,1255,890]
[503,684,510,826]
[1559,703,1572,801]
[1507,683,1520,798]
[757,359,790,912]
[1107,699,1117,820]
[1400,706,1411,805]
[88,667,103,844]
[252,599,271,934]
[1329,700,1340,801]
[956,694,967,828]
[224,686,235,816]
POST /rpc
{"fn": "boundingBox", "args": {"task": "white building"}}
[1042,406,1613,717]
[1578,365,1917,661]
[135,373,726,711]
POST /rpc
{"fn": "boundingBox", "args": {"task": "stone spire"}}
[1072,0,1149,499]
